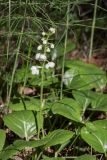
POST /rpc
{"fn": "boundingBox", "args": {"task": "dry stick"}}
[89,0,98,59]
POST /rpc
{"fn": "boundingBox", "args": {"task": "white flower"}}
[52,49,57,60]
[35,53,47,61]
[42,32,46,36]
[41,38,47,44]
[43,39,47,44]
[46,47,50,52]
[45,62,55,69]
[40,54,47,61]
[37,45,42,50]
[41,38,45,41]
[49,27,55,34]
[35,53,41,60]
[31,66,39,75]
[50,43,54,49]
[63,70,75,86]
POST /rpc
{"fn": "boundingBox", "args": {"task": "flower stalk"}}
[30,27,56,138]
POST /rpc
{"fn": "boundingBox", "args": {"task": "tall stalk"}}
[7,0,28,106]
[60,1,70,100]
[89,0,98,58]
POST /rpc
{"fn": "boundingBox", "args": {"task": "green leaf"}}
[69,73,94,90]
[91,93,107,112]
[0,129,73,160]
[72,90,91,110]
[52,98,83,122]
[76,154,96,160]
[9,97,49,111]
[93,120,107,129]
[0,139,46,160]
[3,110,36,140]
[0,129,6,151]
[81,122,107,153]
[64,60,107,90]
[36,111,44,133]
[44,129,74,147]
[9,98,40,111]
[0,144,19,160]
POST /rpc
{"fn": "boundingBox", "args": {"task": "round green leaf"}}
[44,129,74,147]
[93,120,107,129]
[9,98,40,111]
[72,90,91,110]
[52,98,83,122]
[81,122,107,153]
[65,60,107,90]
[3,111,36,140]
[91,94,107,112]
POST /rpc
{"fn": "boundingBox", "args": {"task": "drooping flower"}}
[40,54,47,61]
[43,39,47,45]
[50,43,54,49]
[42,32,46,36]
[46,47,50,52]
[31,66,39,75]
[37,45,42,50]
[35,53,47,61]
[49,27,55,34]
[41,38,47,44]
[45,62,55,69]
[52,49,57,60]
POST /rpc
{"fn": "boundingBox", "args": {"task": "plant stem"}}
[38,63,45,139]
[6,0,11,105]
[23,41,32,89]
[105,152,107,160]
[40,65,44,110]
[36,151,43,160]
[7,0,27,106]
[60,0,70,100]
[89,0,98,58]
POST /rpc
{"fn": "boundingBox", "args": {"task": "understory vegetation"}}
[0,0,107,159]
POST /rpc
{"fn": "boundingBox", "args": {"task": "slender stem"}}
[36,151,43,160]
[39,35,50,138]
[89,0,98,58]
[23,41,32,88]
[7,0,11,60]
[55,140,70,157]
[7,0,28,106]
[6,0,11,103]
[40,65,44,110]
[37,63,45,139]
[60,1,70,100]
[105,152,107,160]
